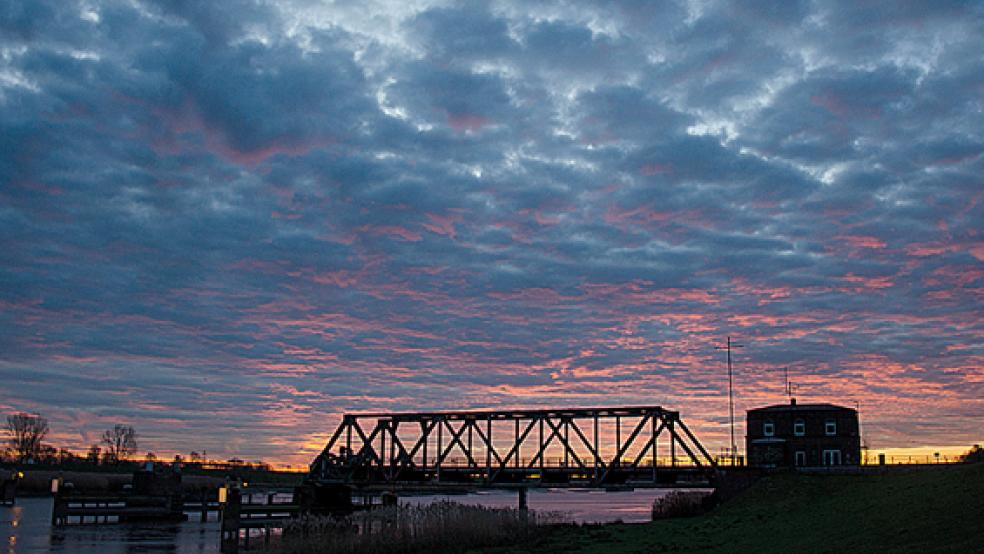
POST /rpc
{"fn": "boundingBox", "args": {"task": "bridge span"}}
[309,406,717,488]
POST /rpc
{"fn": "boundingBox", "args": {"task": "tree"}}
[5,413,49,462]
[86,444,102,465]
[57,448,77,464]
[101,424,138,463]
[962,444,983,463]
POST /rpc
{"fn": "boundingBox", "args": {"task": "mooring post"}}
[219,487,241,554]
[200,489,208,523]
[50,478,65,526]
[518,487,528,511]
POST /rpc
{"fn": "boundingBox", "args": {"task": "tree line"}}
[2,412,276,471]
[3,413,137,465]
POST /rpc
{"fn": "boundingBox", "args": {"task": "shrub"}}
[961,445,983,463]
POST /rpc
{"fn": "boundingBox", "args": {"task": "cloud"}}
[1,0,982,464]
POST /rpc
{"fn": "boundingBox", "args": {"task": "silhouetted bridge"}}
[309,406,717,488]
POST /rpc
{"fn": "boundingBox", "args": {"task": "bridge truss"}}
[309,406,716,486]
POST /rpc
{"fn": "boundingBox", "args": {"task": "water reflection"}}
[401,487,697,524]
[2,498,220,554]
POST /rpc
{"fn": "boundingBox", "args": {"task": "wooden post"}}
[518,487,528,511]
[51,479,66,526]
[201,489,208,523]
[220,487,241,554]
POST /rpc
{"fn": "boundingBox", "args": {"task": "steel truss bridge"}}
[310,406,717,487]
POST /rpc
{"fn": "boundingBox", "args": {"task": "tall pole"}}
[716,336,744,465]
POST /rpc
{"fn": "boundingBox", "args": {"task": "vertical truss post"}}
[486,415,492,482]
[467,420,474,468]
[651,411,657,482]
[421,421,428,470]
[538,416,544,473]
[615,415,621,467]
[437,417,443,481]
[389,421,397,475]
[563,419,570,467]
[514,419,520,468]
[593,415,599,480]
[379,420,387,472]
[670,416,677,467]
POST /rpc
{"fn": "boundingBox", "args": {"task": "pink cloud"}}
[422,212,463,239]
[446,112,491,133]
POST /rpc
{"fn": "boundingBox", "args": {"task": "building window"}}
[795,451,807,466]
[823,449,842,466]
[794,419,805,436]
[825,420,837,436]
[763,421,775,437]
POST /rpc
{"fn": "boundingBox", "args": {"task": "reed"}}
[650,490,712,519]
[264,501,549,554]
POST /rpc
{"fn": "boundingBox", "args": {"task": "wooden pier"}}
[50,465,222,525]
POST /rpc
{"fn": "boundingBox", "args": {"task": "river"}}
[3,488,695,553]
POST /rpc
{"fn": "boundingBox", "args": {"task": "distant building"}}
[746,400,860,467]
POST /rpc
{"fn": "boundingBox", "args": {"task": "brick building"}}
[746,400,860,467]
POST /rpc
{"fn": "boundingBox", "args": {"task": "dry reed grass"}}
[650,490,713,519]
[264,500,550,554]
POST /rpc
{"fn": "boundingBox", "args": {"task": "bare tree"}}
[101,425,138,463]
[86,444,101,465]
[5,413,49,462]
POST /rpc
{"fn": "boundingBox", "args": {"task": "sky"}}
[1,0,982,466]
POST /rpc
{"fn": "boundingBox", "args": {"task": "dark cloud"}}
[1,0,982,463]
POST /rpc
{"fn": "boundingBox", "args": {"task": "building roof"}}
[747,402,856,414]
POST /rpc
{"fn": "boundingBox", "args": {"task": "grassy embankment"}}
[506,463,983,553]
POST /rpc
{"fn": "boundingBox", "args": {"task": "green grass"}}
[497,463,984,553]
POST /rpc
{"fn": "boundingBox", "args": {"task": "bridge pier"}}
[517,487,528,511]
[294,482,353,516]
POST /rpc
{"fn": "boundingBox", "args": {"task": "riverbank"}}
[503,462,983,553]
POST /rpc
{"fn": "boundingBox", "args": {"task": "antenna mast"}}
[716,336,744,465]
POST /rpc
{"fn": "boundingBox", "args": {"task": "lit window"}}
[763,421,774,437]
[794,419,805,436]
[825,420,837,436]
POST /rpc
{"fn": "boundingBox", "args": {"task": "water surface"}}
[3,488,697,552]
